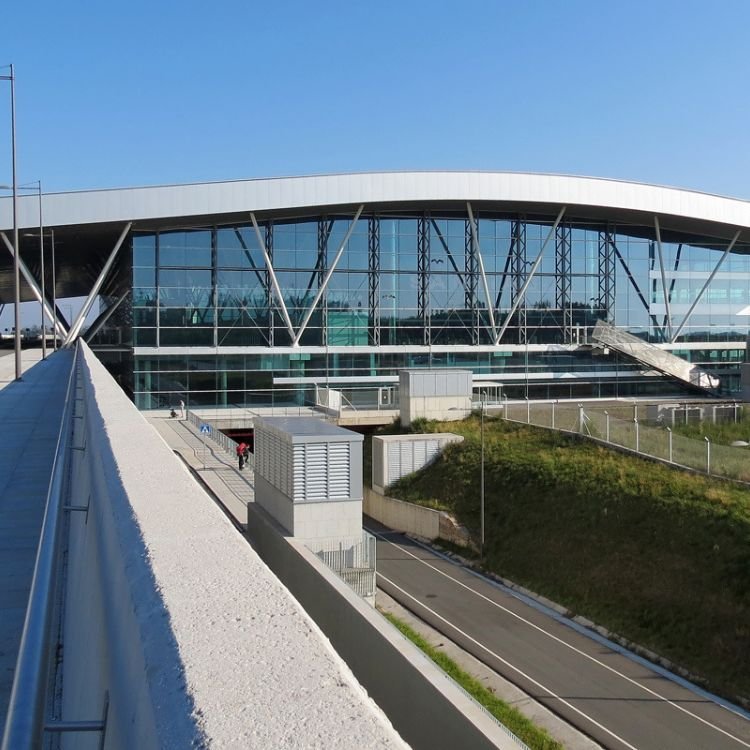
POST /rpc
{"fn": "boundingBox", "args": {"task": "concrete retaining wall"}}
[246,503,512,750]
[364,487,473,548]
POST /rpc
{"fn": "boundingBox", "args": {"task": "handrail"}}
[2,341,81,750]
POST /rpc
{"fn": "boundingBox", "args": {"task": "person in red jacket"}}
[236,442,247,470]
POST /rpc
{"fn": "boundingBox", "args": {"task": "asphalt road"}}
[369,525,750,750]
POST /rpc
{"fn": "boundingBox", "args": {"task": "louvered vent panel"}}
[292,445,306,502]
[328,443,350,499]
[305,444,328,502]
[388,443,401,485]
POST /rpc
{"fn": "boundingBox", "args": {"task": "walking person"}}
[236,442,247,471]
[179,399,186,419]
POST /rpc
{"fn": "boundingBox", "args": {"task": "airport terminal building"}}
[1,171,749,409]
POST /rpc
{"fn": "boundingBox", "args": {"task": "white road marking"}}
[380,572,640,750]
[373,530,750,748]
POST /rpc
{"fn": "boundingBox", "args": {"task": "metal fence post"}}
[667,427,673,463]
[526,397,530,424]
[551,401,556,430]
[604,411,609,443]
[634,418,639,452]
[578,404,584,434]
[705,436,710,474]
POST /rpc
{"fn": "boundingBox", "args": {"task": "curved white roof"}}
[1,171,749,237]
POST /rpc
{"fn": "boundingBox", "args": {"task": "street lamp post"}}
[36,181,45,358]
[0,64,21,379]
[480,392,486,560]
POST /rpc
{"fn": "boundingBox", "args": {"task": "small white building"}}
[399,369,473,427]
[253,417,364,545]
[372,433,464,494]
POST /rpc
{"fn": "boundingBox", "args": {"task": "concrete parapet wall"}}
[64,344,407,750]
[246,503,514,750]
[364,487,472,548]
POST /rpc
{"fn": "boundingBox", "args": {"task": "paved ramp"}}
[0,349,74,733]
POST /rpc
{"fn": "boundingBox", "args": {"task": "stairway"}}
[590,320,720,393]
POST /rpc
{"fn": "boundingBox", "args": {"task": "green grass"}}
[381,610,563,750]
[385,416,750,701]
[670,409,750,445]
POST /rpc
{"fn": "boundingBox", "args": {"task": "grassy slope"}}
[389,417,750,701]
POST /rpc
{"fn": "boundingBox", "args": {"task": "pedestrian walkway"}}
[0,347,75,733]
[147,413,253,527]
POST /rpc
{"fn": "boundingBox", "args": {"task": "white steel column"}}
[466,202,497,341]
[249,213,296,342]
[670,230,741,343]
[64,222,132,344]
[654,217,673,339]
[292,205,364,346]
[0,231,67,339]
[495,207,566,344]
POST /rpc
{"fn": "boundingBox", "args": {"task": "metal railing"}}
[1,343,105,749]
[504,400,750,483]
[185,409,254,470]
[312,532,377,599]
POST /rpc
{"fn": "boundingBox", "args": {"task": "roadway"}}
[369,525,750,750]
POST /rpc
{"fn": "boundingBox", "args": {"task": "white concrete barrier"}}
[61,344,407,749]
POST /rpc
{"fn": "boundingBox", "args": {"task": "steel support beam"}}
[609,236,663,335]
[654,217,673,340]
[315,218,334,345]
[496,208,566,344]
[250,213,296,344]
[0,232,67,339]
[430,219,467,294]
[670,230,741,343]
[293,205,364,346]
[597,227,616,322]
[467,203,497,342]
[64,222,132,345]
[83,290,129,343]
[555,222,572,342]
[465,220,478,344]
[233,228,267,293]
[368,217,380,346]
[509,219,527,343]
[265,223,274,346]
[417,215,431,345]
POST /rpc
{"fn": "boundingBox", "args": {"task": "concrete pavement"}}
[0,347,75,733]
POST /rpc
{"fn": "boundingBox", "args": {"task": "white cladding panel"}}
[3,171,750,231]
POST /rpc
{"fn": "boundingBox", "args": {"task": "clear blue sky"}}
[2,0,749,198]
[1,0,750,328]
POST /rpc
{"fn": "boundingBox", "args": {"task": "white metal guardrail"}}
[1,343,110,749]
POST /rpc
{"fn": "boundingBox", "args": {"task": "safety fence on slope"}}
[501,400,750,483]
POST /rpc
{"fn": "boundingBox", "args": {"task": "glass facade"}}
[112,210,750,409]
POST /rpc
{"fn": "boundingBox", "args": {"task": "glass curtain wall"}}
[128,213,750,409]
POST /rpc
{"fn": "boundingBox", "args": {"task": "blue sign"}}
[200,424,211,435]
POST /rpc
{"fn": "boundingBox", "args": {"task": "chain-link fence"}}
[503,401,750,483]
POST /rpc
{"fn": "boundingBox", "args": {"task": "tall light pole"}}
[0,64,21,379]
[480,392,486,560]
[36,180,45,358]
